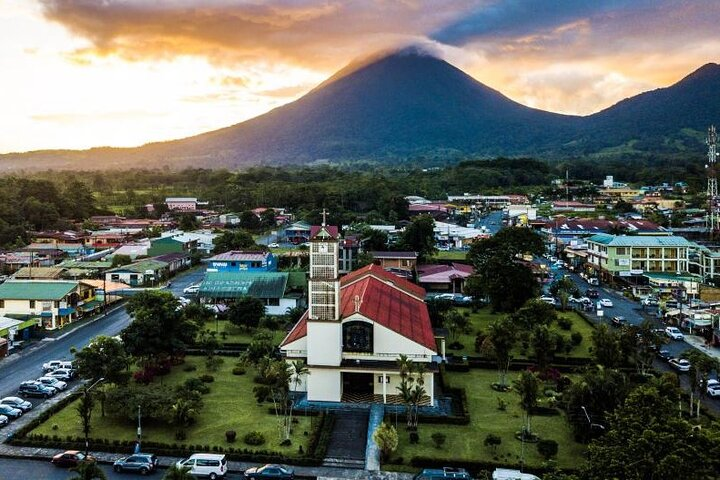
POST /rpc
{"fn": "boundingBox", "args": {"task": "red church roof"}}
[280,264,435,352]
[310,225,339,239]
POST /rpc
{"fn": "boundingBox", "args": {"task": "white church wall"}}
[307,321,342,365]
[307,368,341,402]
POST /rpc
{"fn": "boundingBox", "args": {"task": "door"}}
[342,372,374,395]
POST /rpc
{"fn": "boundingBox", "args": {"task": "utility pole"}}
[136,405,142,454]
[706,125,719,238]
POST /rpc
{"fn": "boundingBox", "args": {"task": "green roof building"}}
[199,271,304,315]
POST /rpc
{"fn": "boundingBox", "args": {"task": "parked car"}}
[47,368,74,381]
[599,298,614,308]
[0,415,8,427]
[0,404,22,419]
[669,358,691,372]
[37,376,68,392]
[245,464,295,480]
[665,327,684,340]
[641,296,659,306]
[665,300,679,308]
[539,296,556,305]
[183,284,200,295]
[176,453,227,479]
[414,467,472,480]
[18,381,55,398]
[51,450,96,468]
[0,397,32,412]
[113,453,159,475]
[587,278,599,286]
[611,316,627,327]
[492,468,540,480]
[586,289,599,298]
[42,360,64,373]
[268,243,280,248]
[656,349,671,360]
[707,379,720,397]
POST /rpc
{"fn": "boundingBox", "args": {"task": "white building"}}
[280,221,438,404]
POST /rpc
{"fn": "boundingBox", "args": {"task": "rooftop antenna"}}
[706,125,719,238]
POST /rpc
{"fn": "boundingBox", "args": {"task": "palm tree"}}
[163,464,195,480]
[171,398,197,439]
[288,360,309,436]
[69,462,107,480]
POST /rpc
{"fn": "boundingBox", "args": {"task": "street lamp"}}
[83,377,105,457]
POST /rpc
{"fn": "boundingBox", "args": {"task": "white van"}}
[492,468,540,480]
[176,453,227,479]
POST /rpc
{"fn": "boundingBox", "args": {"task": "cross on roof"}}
[321,208,328,227]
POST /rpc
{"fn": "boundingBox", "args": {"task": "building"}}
[153,253,192,273]
[166,197,203,211]
[198,271,304,315]
[586,234,694,281]
[280,222,438,404]
[434,221,490,248]
[147,235,197,257]
[551,201,596,213]
[283,221,312,244]
[339,235,361,274]
[0,280,93,329]
[205,251,277,272]
[13,266,66,280]
[105,259,170,287]
[369,251,418,275]
[417,263,474,293]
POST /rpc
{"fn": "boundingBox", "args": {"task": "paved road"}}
[0,457,252,480]
[0,268,205,411]
[474,210,504,235]
[543,259,720,413]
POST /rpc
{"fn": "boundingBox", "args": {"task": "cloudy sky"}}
[1,0,719,153]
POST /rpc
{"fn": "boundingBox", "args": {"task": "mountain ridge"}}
[2,52,718,171]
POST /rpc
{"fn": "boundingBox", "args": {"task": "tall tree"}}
[228,296,266,331]
[514,371,539,438]
[73,336,130,385]
[212,230,257,253]
[590,324,621,368]
[399,214,437,261]
[482,318,516,388]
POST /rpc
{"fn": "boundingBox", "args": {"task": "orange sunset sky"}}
[1,0,719,154]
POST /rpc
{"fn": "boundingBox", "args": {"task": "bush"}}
[199,374,215,383]
[448,341,464,350]
[557,317,572,330]
[232,367,247,376]
[244,431,266,446]
[497,397,507,411]
[431,432,446,449]
[280,439,291,446]
[182,378,211,395]
[409,432,419,444]
[225,430,237,443]
[570,331,583,346]
[183,364,197,372]
[537,439,558,460]
[484,433,502,453]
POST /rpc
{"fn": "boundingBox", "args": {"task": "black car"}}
[18,381,55,398]
[244,464,295,480]
[611,316,627,327]
[656,349,671,360]
[586,289,599,298]
[113,453,159,475]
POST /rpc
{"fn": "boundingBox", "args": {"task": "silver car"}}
[0,415,8,427]
[37,377,68,392]
[0,397,32,412]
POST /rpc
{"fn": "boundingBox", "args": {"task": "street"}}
[0,268,205,414]
[0,457,250,480]
[544,260,720,413]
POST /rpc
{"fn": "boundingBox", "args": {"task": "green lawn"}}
[197,322,286,345]
[390,370,586,469]
[431,251,469,261]
[31,356,310,453]
[449,307,595,359]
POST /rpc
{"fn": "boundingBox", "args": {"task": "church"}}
[280,220,439,405]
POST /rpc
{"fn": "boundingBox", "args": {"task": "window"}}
[29,300,36,308]
[111,274,120,281]
[378,375,390,383]
[54,301,60,308]
[0,300,3,308]
[342,321,373,353]
[616,247,626,255]
[267,298,280,306]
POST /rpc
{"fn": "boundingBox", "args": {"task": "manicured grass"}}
[197,322,286,345]
[431,251,470,261]
[390,369,586,468]
[449,307,594,359]
[31,356,310,453]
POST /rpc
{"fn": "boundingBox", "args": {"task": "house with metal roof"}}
[105,259,170,287]
[198,271,302,315]
[586,234,695,281]
[280,222,438,405]
[205,251,277,273]
[0,280,90,330]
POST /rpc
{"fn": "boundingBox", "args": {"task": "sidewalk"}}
[0,442,412,480]
[683,335,720,361]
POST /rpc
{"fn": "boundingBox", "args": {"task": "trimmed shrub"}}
[570,331,583,346]
[537,439,558,460]
[199,374,215,383]
[557,317,572,330]
[232,367,247,376]
[183,364,197,372]
[409,432,419,444]
[243,431,266,446]
[225,430,236,443]
[431,432,446,449]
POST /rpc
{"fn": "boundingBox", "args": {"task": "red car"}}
[51,450,96,468]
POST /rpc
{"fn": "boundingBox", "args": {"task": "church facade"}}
[280,222,438,404]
